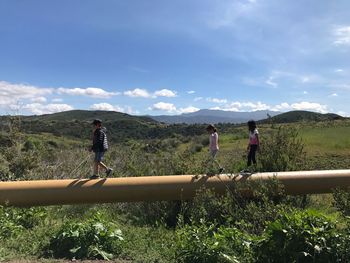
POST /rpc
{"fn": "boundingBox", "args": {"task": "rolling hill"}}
[259,110,344,124]
[0,110,206,142]
[149,109,280,124]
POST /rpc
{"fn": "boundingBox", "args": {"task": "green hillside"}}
[0,110,207,143]
[25,109,157,123]
[260,110,344,124]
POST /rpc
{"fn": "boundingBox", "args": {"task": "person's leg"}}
[98,152,113,176]
[251,145,257,165]
[209,150,224,173]
[99,161,108,170]
[94,161,99,176]
[247,147,252,166]
[91,152,102,178]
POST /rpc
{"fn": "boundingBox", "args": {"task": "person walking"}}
[206,124,224,175]
[89,119,113,179]
[246,120,260,168]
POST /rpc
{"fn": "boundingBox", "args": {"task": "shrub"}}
[185,180,285,235]
[175,222,252,263]
[0,206,46,238]
[258,127,306,172]
[333,188,350,216]
[0,154,11,181]
[255,209,343,263]
[45,213,124,260]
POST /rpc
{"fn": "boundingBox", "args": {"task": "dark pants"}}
[247,144,258,166]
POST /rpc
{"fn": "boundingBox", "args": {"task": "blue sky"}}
[0,0,350,115]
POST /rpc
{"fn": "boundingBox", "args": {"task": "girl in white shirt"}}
[206,124,224,174]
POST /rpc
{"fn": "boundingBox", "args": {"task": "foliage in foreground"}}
[44,213,124,260]
[0,206,46,238]
[175,209,350,263]
[255,209,350,262]
[176,222,253,263]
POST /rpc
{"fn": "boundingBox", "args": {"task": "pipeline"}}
[1,169,350,207]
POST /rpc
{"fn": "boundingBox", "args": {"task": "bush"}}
[255,209,344,262]
[333,188,350,217]
[175,222,252,263]
[45,213,124,260]
[0,154,11,181]
[0,206,46,238]
[258,127,306,172]
[185,180,285,235]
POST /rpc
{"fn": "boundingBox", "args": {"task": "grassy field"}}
[1,119,350,262]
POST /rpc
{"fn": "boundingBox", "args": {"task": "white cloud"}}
[90,103,121,112]
[273,101,328,113]
[23,103,74,115]
[207,97,228,104]
[90,103,137,114]
[52,98,63,103]
[124,88,152,98]
[337,111,349,117]
[335,69,344,73]
[0,81,53,107]
[31,96,47,103]
[154,89,177,97]
[124,88,178,98]
[330,93,338,97]
[187,90,195,94]
[194,97,203,102]
[265,76,278,87]
[333,26,350,46]
[150,102,177,112]
[57,87,118,98]
[178,106,199,114]
[303,91,308,94]
[209,101,270,112]
[291,102,328,113]
[208,100,329,114]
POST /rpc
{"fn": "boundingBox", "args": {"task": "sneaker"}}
[89,174,100,179]
[106,168,113,177]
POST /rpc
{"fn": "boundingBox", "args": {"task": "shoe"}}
[90,175,100,179]
[106,168,113,177]
[219,168,224,174]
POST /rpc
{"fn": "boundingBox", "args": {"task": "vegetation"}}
[1,111,350,262]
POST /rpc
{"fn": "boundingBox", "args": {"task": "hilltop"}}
[150,109,280,124]
[259,110,344,124]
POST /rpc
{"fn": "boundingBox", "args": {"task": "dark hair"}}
[206,124,217,133]
[92,119,102,125]
[247,120,256,132]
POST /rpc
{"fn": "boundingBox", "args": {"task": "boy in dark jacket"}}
[89,119,113,179]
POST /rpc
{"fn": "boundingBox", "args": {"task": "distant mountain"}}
[149,109,280,124]
[259,110,344,124]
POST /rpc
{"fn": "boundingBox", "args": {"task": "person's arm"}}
[256,134,260,151]
[91,129,101,151]
[215,133,219,148]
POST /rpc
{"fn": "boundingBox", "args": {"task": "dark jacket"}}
[92,127,108,152]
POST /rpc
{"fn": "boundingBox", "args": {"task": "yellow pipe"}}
[1,170,350,207]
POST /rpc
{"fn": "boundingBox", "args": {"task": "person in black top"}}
[89,119,113,179]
